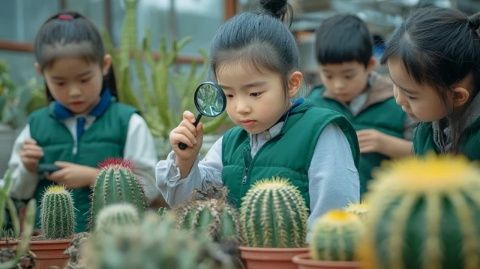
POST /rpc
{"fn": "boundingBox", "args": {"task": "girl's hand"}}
[170,110,203,161]
[20,138,44,173]
[356,129,385,154]
[47,161,99,189]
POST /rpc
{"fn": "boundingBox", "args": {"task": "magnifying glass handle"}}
[178,114,203,150]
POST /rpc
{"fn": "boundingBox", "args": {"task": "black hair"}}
[315,14,373,67]
[381,7,480,153]
[34,11,117,101]
[210,0,298,93]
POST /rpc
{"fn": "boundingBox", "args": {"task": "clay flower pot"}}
[292,253,360,269]
[29,239,70,269]
[239,246,309,269]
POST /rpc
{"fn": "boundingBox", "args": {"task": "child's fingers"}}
[183,110,196,123]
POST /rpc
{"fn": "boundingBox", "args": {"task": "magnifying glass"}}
[178,81,226,150]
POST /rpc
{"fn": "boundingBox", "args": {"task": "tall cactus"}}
[40,185,75,239]
[175,197,240,242]
[91,159,147,225]
[84,212,235,269]
[360,155,480,269]
[240,177,309,248]
[94,203,140,234]
[310,210,364,261]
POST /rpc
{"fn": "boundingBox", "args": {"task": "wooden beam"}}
[224,0,237,20]
[0,40,33,52]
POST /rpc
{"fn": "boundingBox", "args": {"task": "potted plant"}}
[239,177,309,269]
[29,185,75,269]
[359,155,480,269]
[292,210,363,269]
[0,169,36,268]
[104,0,229,158]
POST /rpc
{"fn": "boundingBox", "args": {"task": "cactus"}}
[84,212,235,269]
[90,159,147,226]
[240,177,309,248]
[310,210,364,261]
[40,185,75,239]
[344,202,368,221]
[94,203,140,234]
[175,197,240,242]
[360,155,480,269]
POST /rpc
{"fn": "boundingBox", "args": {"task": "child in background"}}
[8,11,163,232]
[308,14,413,195]
[157,0,360,233]
[382,7,480,159]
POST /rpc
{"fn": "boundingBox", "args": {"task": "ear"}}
[451,86,470,108]
[102,54,112,75]
[366,57,376,72]
[287,71,303,98]
[34,62,42,75]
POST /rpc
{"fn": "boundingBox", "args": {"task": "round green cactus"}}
[175,198,239,242]
[310,210,364,261]
[94,203,140,234]
[91,159,147,226]
[361,155,480,269]
[41,185,75,239]
[344,202,368,221]
[240,177,309,248]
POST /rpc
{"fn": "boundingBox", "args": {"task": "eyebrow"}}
[389,75,415,95]
[219,81,267,91]
[51,70,92,80]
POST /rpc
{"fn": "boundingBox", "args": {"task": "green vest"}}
[413,118,480,160]
[308,86,407,195]
[221,100,359,209]
[29,102,136,232]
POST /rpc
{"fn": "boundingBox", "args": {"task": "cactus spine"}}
[240,177,309,248]
[361,155,480,269]
[176,198,239,242]
[94,203,140,234]
[91,159,147,224]
[41,185,75,239]
[344,202,368,221]
[310,210,364,261]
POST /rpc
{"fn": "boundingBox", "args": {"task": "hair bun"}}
[468,13,480,31]
[260,0,288,19]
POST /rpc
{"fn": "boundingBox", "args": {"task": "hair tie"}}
[57,14,74,21]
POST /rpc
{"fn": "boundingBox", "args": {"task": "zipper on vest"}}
[242,148,251,185]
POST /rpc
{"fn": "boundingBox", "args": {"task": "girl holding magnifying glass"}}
[156,0,360,237]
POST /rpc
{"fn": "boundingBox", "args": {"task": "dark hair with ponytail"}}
[34,11,117,101]
[210,0,298,94]
[381,7,480,153]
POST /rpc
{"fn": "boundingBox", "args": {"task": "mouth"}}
[239,119,256,127]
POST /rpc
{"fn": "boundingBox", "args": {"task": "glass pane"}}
[66,0,105,28]
[0,0,58,41]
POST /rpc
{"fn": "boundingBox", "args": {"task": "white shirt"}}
[8,113,162,202]
[156,122,360,238]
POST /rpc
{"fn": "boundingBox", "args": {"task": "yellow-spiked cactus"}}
[310,210,364,261]
[361,155,480,269]
[240,177,309,248]
[176,198,239,242]
[344,202,368,221]
[94,203,140,234]
[91,159,147,225]
[41,185,75,239]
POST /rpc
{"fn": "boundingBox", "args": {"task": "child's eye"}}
[250,92,262,97]
[80,77,91,83]
[56,82,65,87]
[344,76,353,80]
[407,96,417,100]
[225,94,234,98]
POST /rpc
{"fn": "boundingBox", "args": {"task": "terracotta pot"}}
[29,239,70,269]
[239,246,309,269]
[292,253,360,269]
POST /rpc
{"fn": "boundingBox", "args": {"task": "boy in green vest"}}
[307,14,413,195]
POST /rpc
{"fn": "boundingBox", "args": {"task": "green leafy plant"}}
[239,177,309,248]
[103,0,228,142]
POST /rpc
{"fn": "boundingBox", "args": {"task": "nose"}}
[68,84,82,97]
[235,97,251,114]
[394,86,406,106]
[333,79,345,90]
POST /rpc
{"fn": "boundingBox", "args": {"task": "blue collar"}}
[50,90,113,120]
